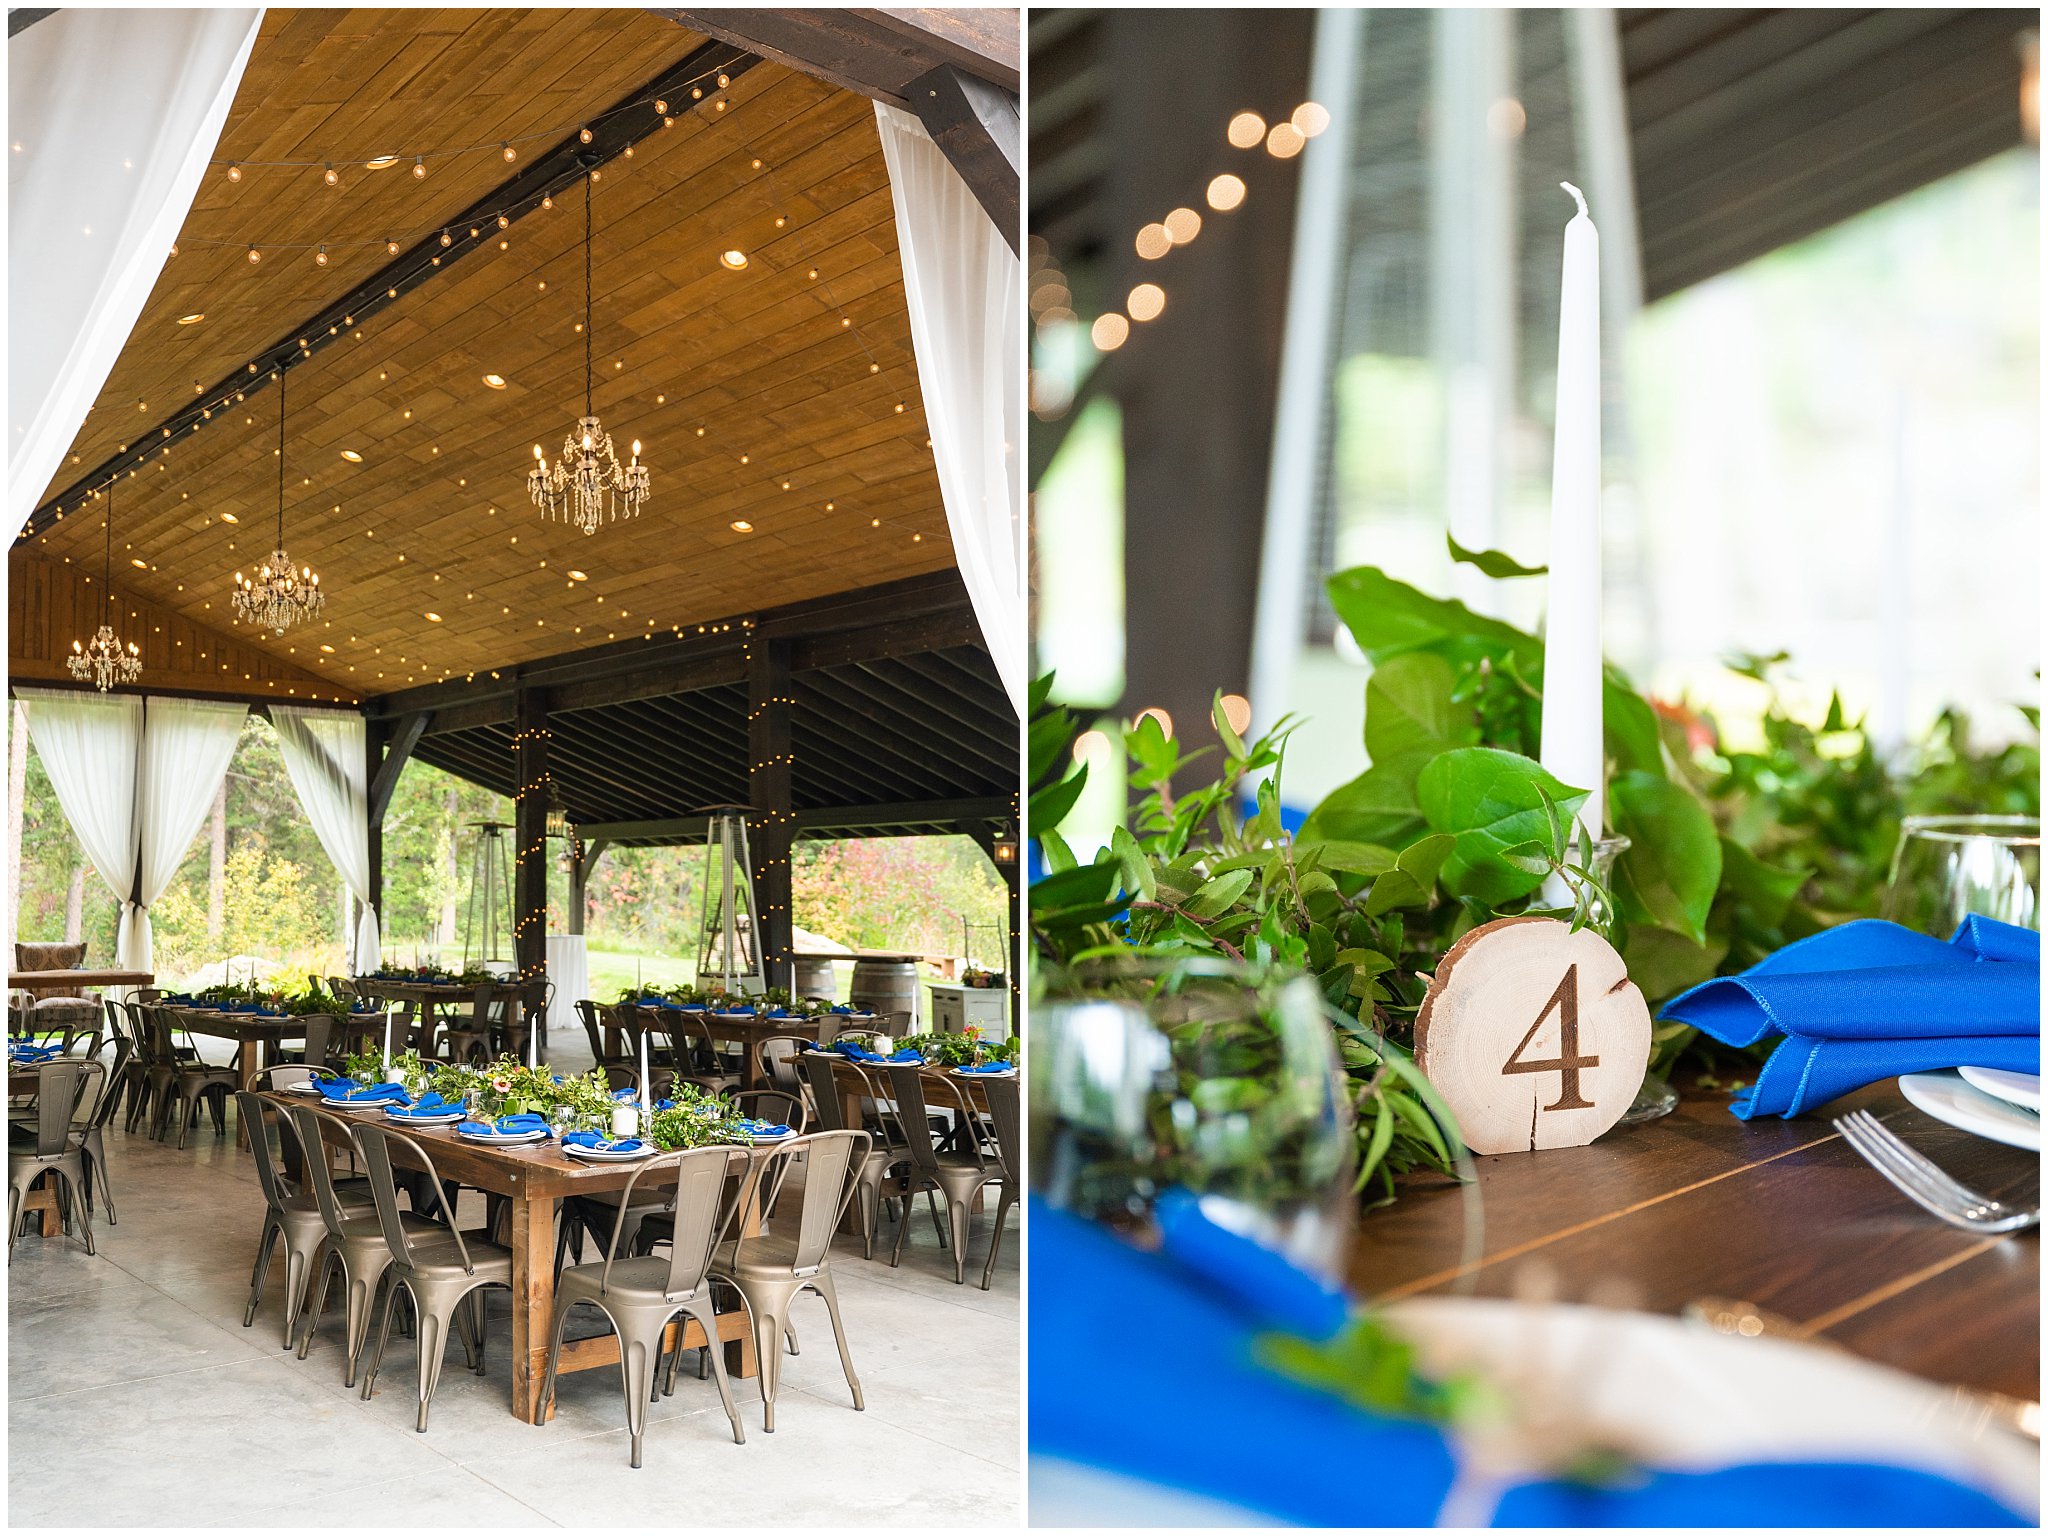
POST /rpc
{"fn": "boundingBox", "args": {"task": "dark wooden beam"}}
[576,794,1010,845]
[906,62,1020,252]
[367,711,429,826]
[747,637,795,987]
[24,38,759,542]
[786,609,982,671]
[544,651,749,716]
[653,8,1019,105]
[512,689,550,993]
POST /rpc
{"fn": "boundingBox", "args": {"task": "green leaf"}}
[1326,566,1536,664]
[1030,861,1121,910]
[1109,826,1156,902]
[1038,828,1076,874]
[1620,923,1727,1005]
[1211,692,1246,759]
[1395,832,1455,889]
[1300,760,1428,847]
[1716,836,1808,928]
[1364,868,1430,916]
[1446,534,1546,579]
[1365,652,1467,764]
[1603,673,1666,777]
[1184,868,1254,919]
[1416,748,1588,907]
[1029,760,1087,835]
[1299,839,1396,879]
[1609,771,1722,945]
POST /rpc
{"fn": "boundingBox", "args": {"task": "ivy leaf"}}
[1326,566,1535,664]
[1610,771,1722,944]
[1395,832,1455,889]
[1300,760,1428,847]
[1446,534,1546,579]
[1364,868,1430,916]
[1416,748,1587,907]
[1716,836,1808,928]
[1365,652,1469,764]
[1029,758,1087,835]
[1184,868,1254,919]
[1300,839,1397,878]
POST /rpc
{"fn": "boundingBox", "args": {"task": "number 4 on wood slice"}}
[1413,916,1650,1155]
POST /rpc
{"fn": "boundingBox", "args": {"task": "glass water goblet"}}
[1032,953,1356,1279]
[1882,814,2041,937]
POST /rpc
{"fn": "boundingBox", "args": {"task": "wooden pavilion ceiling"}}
[16,8,954,699]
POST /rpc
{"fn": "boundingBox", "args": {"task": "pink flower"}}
[490,1077,510,1093]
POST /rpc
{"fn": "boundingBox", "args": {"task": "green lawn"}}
[577,945,1005,1031]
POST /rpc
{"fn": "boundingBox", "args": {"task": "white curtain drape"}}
[874,103,1025,715]
[7,8,263,536]
[269,706,379,972]
[16,687,143,967]
[134,697,246,975]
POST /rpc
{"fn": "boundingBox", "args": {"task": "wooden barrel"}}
[793,956,838,1001]
[849,955,921,1027]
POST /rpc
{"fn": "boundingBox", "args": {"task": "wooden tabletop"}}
[9,969,153,988]
[1346,1080,2040,1402]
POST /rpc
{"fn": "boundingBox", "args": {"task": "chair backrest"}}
[732,1088,807,1135]
[603,1145,746,1298]
[235,1090,296,1213]
[655,1006,716,1074]
[133,1006,175,1071]
[736,1130,871,1276]
[882,1064,957,1176]
[251,1062,325,1090]
[25,1060,102,1156]
[799,1052,851,1132]
[85,1038,132,1133]
[352,1121,474,1273]
[755,1034,809,1096]
[283,1102,363,1237]
[576,1000,610,1062]
[297,1014,335,1070]
[981,1074,1021,1181]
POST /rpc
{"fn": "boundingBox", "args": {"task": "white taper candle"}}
[1539,182,1604,849]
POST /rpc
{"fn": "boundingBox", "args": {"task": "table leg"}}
[234,1032,262,1149]
[509,1185,556,1423]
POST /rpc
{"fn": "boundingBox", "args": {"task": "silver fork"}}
[1833,1109,2040,1234]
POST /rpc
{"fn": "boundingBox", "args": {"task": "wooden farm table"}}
[269,1092,761,1425]
[617,1008,875,1092]
[8,969,154,990]
[353,979,532,1059]
[1346,1080,2040,1403]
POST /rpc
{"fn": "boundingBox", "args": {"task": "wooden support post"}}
[364,719,386,924]
[512,689,550,997]
[566,838,588,937]
[747,636,794,989]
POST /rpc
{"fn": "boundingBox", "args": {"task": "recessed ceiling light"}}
[218,512,238,523]
[482,373,506,389]
[729,520,753,532]
[567,569,588,581]
[339,449,363,462]
[319,644,335,653]
[363,155,399,170]
[424,612,442,622]
[720,250,748,270]
[129,557,148,568]
[176,313,205,326]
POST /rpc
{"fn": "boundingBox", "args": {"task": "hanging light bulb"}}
[315,245,329,266]
[579,126,593,144]
[323,162,339,186]
[501,141,516,162]
[413,156,427,178]
[246,245,261,264]
[226,163,242,182]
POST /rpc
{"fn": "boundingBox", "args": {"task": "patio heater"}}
[694,806,766,996]
[461,821,515,971]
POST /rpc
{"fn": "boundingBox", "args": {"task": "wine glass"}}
[1882,814,2041,937]
[1031,953,1355,1278]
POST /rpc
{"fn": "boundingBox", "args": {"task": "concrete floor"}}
[7,1036,1020,1527]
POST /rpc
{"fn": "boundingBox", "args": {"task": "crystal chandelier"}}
[232,365,325,635]
[67,477,143,692]
[528,173,649,535]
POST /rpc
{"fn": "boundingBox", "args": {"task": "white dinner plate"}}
[385,1108,463,1123]
[728,1127,795,1144]
[1958,1065,2041,1113]
[326,1096,404,1112]
[562,1142,657,1162]
[454,1128,549,1146]
[1898,1070,2040,1152]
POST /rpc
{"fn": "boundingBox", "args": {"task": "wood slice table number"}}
[1413,916,1651,1155]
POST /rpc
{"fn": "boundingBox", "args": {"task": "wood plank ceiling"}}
[16,8,955,699]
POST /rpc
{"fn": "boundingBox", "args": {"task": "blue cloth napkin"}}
[457,1113,550,1138]
[958,1061,1014,1074]
[561,1130,646,1152]
[633,995,666,1007]
[830,1004,854,1013]
[730,1118,793,1138]
[385,1092,459,1118]
[719,1006,757,1016]
[315,1080,410,1104]
[762,1007,790,1018]
[1029,1195,2025,1526]
[8,1044,59,1064]
[1659,916,2040,1119]
[829,1040,924,1064]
